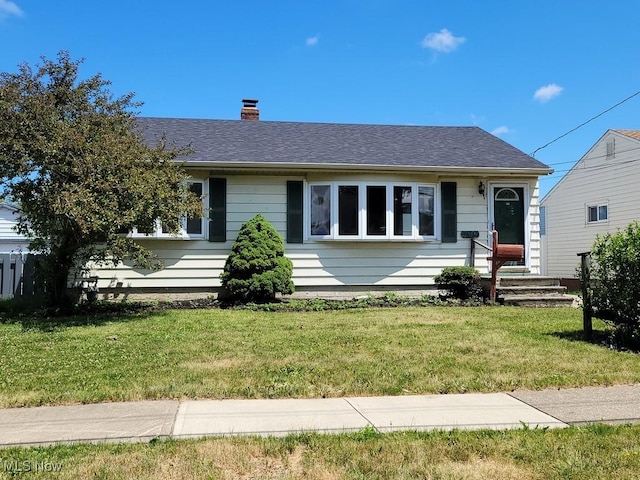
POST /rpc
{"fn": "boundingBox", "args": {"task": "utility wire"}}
[550,156,640,175]
[531,89,640,157]
[546,145,640,166]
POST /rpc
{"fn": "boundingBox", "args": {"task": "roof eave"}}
[182,161,552,177]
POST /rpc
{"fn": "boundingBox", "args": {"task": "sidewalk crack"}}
[343,398,381,433]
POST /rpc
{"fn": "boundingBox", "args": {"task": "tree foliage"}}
[0,52,202,308]
[220,214,294,303]
[587,222,640,349]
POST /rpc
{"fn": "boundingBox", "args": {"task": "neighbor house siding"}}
[0,207,21,238]
[528,180,542,274]
[95,175,511,292]
[0,205,29,253]
[542,131,640,278]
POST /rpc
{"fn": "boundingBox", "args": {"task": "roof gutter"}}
[181,161,553,176]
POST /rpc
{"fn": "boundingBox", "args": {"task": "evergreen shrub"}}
[220,214,294,303]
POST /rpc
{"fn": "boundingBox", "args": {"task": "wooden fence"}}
[0,253,40,300]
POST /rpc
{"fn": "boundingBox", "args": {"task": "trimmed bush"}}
[434,266,483,302]
[587,222,640,350]
[220,214,294,303]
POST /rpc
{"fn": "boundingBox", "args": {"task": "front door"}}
[492,186,525,265]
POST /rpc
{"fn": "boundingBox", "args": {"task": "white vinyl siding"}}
[94,175,543,291]
[526,182,542,274]
[0,205,30,253]
[541,131,640,278]
[587,204,608,224]
[0,207,23,239]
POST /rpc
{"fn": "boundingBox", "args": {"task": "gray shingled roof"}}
[136,117,550,172]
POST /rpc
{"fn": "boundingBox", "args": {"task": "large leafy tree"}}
[0,52,202,308]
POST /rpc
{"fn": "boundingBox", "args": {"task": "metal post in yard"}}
[470,239,475,267]
[577,252,593,339]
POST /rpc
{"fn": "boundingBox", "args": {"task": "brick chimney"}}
[241,99,259,121]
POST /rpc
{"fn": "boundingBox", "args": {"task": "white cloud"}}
[306,36,319,47]
[491,126,511,136]
[533,83,564,103]
[421,28,465,53]
[470,113,485,125]
[0,0,23,18]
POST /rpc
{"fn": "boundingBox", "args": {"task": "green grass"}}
[0,306,637,407]
[1,424,639,479]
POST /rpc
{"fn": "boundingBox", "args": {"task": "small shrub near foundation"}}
[434,266,483,302]
[220,214,294,303]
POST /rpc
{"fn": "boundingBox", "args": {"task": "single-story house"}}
[0,203,29,254]
[541,129,640,288]
[0,203,32,299]
[96,100,552,299]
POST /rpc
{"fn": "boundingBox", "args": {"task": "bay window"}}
[308,182,437,240]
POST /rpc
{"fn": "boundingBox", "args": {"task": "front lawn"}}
[0,306,637,407]
[1,425,640,479]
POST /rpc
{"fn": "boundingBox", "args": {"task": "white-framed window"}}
[586,203,608,224]
[308,181,437,240]
[130,179,207,239]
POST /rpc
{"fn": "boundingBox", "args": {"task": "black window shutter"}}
[287,181,304,243]
[441,182,457,243]
[208,178,226,242]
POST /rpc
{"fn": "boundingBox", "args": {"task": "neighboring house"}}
[541,129,640,287]
[0,203,29,254]
[96,100,552,298]
[0,203,31,299]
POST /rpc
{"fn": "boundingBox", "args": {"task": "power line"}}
[549,155,640,175]
[546,145,640,166]
[531,89,640,157]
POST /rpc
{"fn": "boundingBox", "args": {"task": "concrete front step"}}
[480,275,575,307]
[500,294,578,307]
[497,276,562,288]
[497,286,567,297]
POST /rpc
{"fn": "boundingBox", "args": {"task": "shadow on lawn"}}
[550,329,612,347]
[0,300,168,332]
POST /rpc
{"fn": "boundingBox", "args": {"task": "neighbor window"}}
[308,182,437,240]
[587,204,608,224]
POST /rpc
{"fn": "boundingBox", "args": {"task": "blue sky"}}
[1,0,638,198]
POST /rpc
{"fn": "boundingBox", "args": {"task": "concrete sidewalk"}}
[0,385,638,448]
